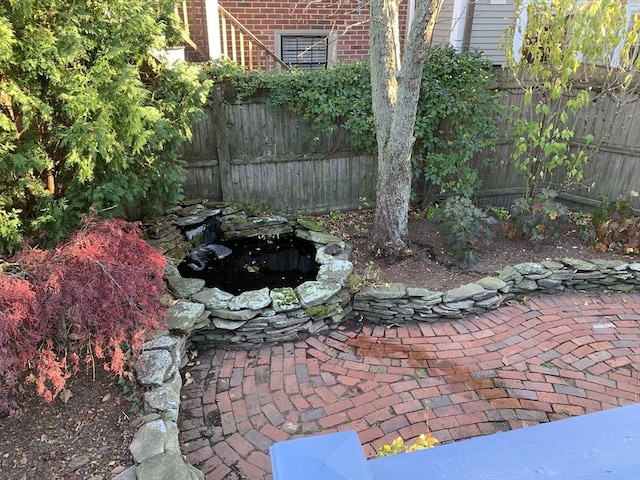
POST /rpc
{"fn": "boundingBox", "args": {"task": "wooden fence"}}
[180,85,640,213]
[180,86,377,214]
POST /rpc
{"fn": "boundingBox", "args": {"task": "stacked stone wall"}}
[147,201,355,348]
[353,259,640,324]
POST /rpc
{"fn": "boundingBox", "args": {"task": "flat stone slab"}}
[212,317,250,330]
[295,281,342,308]
[295,229,345,246]
[228,288,271,311]
[166,276,206,298]
[513,262,547,275]
[129,419,166,464]
[317,260,353,285]
[442,283,486,303]
[173,209,220,227]
[560,258,597,271]
[136,452,194,480]
[356,283,407,301]
[208,308,261,321]
[135,350,173,387]
[192,287,234,310]
[475,276,507,291]
[143,336,180,351]
[270,287,301,312]
[144,384,180,412]
[167,301,205,331]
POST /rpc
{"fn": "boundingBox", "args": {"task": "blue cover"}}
[368,404,640,480]
[270,430,373,480]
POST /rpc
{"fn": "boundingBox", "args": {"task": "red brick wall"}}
[185,0,209,62]
[184,0,409,64]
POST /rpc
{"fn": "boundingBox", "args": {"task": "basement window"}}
[279,34,328,70]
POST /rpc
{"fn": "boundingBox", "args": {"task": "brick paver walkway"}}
[179,292,640,480]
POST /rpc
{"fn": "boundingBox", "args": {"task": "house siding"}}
[432,0,454,46]
[467,0,514,65]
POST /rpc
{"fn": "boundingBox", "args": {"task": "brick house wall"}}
[184,0,409,64]
[185,0,211,62]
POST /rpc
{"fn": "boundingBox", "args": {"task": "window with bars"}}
[280,35,328,70]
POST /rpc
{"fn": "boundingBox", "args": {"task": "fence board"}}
[180,85,639,213]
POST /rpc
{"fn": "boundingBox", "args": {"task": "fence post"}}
[212,85,234,201]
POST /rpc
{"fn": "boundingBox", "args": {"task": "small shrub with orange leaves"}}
[0,216,168,415]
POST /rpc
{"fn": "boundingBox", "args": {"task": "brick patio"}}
[179,291,640,480]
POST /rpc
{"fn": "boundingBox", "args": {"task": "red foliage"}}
[1,216,168,414]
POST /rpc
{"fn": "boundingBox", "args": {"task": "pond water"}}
[177,234,319,295]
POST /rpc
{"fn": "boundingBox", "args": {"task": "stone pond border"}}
[116,201,640,480]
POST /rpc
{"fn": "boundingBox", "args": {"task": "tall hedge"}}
[0,0,211,254]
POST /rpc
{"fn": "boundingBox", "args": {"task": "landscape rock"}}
[166,276,206,298]
[129,419,166,464]
[442,283,486,303]
[295,229,345,246]
[136,452,194,480]
[167,301,205,331]
[135,350,173,387]
[295,281,342,308]
[192,287,234,309]
[212,317,250,330]
[270,287,301,312]
[228,288,271,310]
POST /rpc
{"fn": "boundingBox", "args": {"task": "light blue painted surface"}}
[270,429,373,480]
[368,404,640,480]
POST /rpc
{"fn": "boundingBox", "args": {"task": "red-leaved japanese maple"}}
[1,216,168,414]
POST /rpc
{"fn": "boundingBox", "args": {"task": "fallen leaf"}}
[60,389,73,404]
[102,393,111,402]
[184,371,194,386]
[502,356,510,366]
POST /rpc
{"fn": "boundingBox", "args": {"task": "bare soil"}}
[0,210,634,480]
[318,209,633,292]
[0,368,136,480]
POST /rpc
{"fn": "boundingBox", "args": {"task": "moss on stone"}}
[346,274,364,292]
[305,303,337,319]
[271,287,298,305]
[165,244,191,264]
[297,217,325,232]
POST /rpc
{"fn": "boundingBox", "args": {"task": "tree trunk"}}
[369,0,443,257]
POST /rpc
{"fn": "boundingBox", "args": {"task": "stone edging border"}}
[353,258,640,324]
[113,335,202,480]
[116,256,639,479]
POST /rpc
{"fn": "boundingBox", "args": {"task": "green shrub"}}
[433,196,496,269]
[413,46,505,199]
[592,192,640,254]
[506,190,569,247]
[0,0,211,254]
